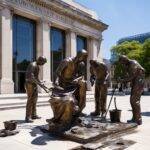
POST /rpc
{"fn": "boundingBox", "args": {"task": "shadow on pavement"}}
[128,110,150,117]
[141,112,150,117]
[15,120,26,124]
[30,125,64,145]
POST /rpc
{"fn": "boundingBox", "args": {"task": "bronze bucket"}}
[4,120,17,131]
[109,109,121,123]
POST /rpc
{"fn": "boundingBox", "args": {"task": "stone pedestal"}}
[64,117,137,144]
[0,8,14,94]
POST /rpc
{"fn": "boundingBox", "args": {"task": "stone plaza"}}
[0,0,149,149]
[0,95,150,150]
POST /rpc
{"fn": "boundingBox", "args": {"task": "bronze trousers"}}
[50,97,75,125]
[94,83,108,114]
[74,79,86,112]
[130,83,144,123]
[25,82,38,119]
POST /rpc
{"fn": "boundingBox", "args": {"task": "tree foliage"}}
[141,39,150,77]
[111,39,150,78]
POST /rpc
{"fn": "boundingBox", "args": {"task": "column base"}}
[0,79,14,94]
[87,81,94,91]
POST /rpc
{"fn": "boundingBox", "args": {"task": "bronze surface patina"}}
[0,121,19,137]
[32,55,138,145]
[90,60,109,117]
[25,56,47,123]
[46,49,88,132]
[117,55,145,125]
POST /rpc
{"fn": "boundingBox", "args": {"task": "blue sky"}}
[75,0,150,59]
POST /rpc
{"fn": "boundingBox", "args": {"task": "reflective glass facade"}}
[77,35,87,78]
[77,35,87,52]
[13,15,36,93]
[118,32,150,44]
[51,27,66,81]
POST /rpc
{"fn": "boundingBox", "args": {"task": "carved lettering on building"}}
[5,0,74,25]
[3,0,101,38]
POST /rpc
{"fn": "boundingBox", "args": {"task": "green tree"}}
[141,39,150,77]
[111,40,150,78]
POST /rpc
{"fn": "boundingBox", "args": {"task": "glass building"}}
[0,0,108,94]
[118,32,150,44]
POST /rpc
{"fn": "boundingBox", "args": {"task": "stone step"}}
[0,102,50,111]
[0,92,94,111]
[0,93,49,100]
[0,91,94,99]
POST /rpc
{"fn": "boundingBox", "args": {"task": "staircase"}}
[0,91,94,111]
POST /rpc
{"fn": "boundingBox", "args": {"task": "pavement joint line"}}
[12,137,39,149]
[0,96,149,149]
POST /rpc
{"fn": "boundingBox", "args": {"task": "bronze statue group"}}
[25,50,145,132]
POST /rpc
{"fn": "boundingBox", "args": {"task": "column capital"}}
[66,28,77,35]
[37,17,51,26]
[88,34,103,42]
[0,4,14,12]
[10,8,14,16]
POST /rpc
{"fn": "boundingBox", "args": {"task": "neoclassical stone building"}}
[0,0,108,94]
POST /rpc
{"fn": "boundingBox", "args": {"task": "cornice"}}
[0,0,108,38]
[45,0,108,31]
[23,0,108,31]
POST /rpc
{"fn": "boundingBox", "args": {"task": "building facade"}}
[0,0,108,94]
[118,32,150,44]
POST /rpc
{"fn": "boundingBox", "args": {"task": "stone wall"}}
[0,0,108,93]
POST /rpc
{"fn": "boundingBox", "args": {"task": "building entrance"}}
[13,15,36,93]
[77,35,87,79]
[50,27,66,82]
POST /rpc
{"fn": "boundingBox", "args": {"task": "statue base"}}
[64,116,137,144]
[40,116,137,144]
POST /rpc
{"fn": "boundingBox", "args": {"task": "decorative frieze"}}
[5,0,74,25]
[2,0,101,39]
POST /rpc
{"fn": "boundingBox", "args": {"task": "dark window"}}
[77,35,87,78]
[51,27,66,81]
[13,15,36,93]
[77,35,87,52]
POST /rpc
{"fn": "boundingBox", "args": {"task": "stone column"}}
[0,8,14,94]
[66,30,77,57]
[97,34,103,61]
[36,19,52,93]
[87,37,100,91]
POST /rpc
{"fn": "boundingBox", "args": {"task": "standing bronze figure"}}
[25,56,47,123]
[90,60,109,117]
[54,49,88,114]
[117,55,145,125]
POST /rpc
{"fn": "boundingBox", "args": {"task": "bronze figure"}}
[54,49,88,113]
[46,50,88,132]
[90,60,109,117]
[47,92,79,132]
[117,55,145,125]
[25,56,47,123]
